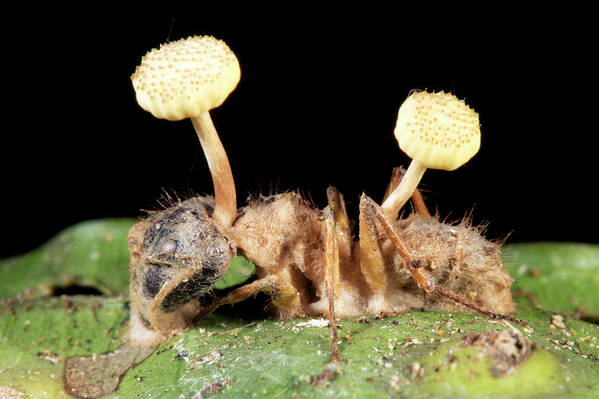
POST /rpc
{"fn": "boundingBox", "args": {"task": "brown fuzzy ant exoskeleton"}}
[128,170,520,352]
[64,37,524,398]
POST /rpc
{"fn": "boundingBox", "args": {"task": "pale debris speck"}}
[552,314,566,329]
[295,318,329,328]
[517,264,528,275]
[0,386,25,398]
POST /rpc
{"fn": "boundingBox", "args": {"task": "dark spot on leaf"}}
[579,314,599,325]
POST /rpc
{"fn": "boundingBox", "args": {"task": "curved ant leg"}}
[194,274,300,322]
[362,195,528,327]
[383,167,431,218]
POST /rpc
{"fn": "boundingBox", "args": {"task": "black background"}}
[2,13,596,258]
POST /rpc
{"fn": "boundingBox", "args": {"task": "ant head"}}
[130,197,234,317]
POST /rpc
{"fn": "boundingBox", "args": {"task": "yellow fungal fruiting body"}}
[131,36,240,121]
[394,91,480,171]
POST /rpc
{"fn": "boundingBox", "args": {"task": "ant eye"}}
[161,239,177,255]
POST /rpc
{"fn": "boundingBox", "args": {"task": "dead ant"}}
[64,36,524,398]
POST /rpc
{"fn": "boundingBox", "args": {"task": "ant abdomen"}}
[390,213,514,314]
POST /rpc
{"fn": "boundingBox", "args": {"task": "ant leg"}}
[361,194,430,286]
[382,167,404,203]
[326,186,351,233]
[363,194,528,327]
[383,167,431,218]
[358,195,389,294]
[193,274,299,322]
[312,207,342,384]
[326,186,354,268]
[411,189,431,218]
[359,191,426,295]
[322,207,341,363]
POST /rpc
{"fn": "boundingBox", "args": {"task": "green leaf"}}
[0,296,128,398]
[504,243,599,317]
[1,221,598,398]
[214,256,255,290]
[1,298,598,398]
[0,219,255,299]
[0,219,136,298]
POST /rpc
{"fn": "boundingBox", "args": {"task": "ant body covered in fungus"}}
[64,36,525,398]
